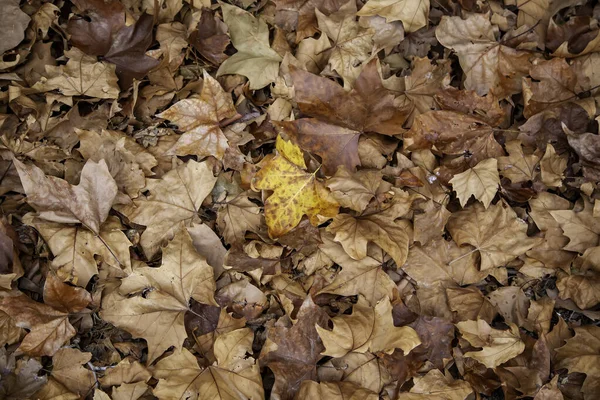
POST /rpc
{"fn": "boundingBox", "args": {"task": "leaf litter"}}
[1,0,600,399]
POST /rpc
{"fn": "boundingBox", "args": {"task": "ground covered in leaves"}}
[1,0,600,399]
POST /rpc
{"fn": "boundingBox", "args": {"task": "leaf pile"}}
[2,0,600,399]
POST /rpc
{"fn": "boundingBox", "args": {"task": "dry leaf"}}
[449,158,500,209]
[357,0,429,32]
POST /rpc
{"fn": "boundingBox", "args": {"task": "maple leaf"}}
[116,159,217,259]
[497,140,540,183]
[327,209,411,268]
[514,0,582,48]
[436,13,536,98]
[457,319,525,368]
[35,48,120,99]
[357,0,430,32]
[68,1,159,87]
[434,88,506,127]
[449,158,500,209]
[522,58,587,118]
[14,157,117,235]
[275,0,346,42]
[278,59,408,174]
[556,274,600,310]
[550,198,600,254]
[216,194,264,246]
[316,0,374,85]
[406,110,504,179]
[317,232,396,305]
[326,168,391,212]
[100,228,216,364]
[447,202,541,271]
[0,0,30,54]
[48,348,96,396]
[319,352,393,393]
[259,295,329,400]
[555,326,600,398]
[252,136,339,238]
[153,330,264,399]
[397,369,473,400]
[0,274,91,357]
[189,8,230,65]
[157,71,237,159]
[316,296,421,358]
[540,144,567,187]
[297,381,379,399]
[0,348,47,399]
[24,214,132,287]
[217,4,282,89]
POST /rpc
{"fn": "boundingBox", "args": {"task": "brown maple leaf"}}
[277,59,409,174]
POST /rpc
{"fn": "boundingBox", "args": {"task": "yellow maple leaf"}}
[252,137,338,238]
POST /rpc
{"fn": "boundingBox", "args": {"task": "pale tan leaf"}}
[357,0,430,32]
[397,369,473,400]
[456,319,525,368]
[450,158,500,209]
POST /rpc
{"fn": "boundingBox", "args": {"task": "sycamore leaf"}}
[319,352,393,393]
[326,168,390,212]
[217,4,282,89]
[275,0,346,41]
[540,144,567,187]
[315,0,374,86]
[157,71,237,159]
[436,14,535,98]
[550,198,600,254]
[522,58,586,117]
[357,0,430,32]
[456,319,525,368]
[116,159,217,259]
[259,295,329,400]
[49,348,96,396]
[397,369,473,400]
[555,326,600,395]
[76,129,156,198]
[278,59,407,174]
[317,232,396,305]
[297,381,379,400]
[449,158,500,209]
[316,296,421,358]
[556,274,600,309]
[216,194,264,246]
[100,228,216,364]
[497,140,540,183]
[38,49,120,98]
[447,202,541,270]
[252,137,339,238]
[327,213,411,268]
[406,110,504,179]
[0,0,30,54]
[153,331,264,399]
[14,158,117,235]
[0,275,91,357]
[23,215,132,287]
[189,8,230,65]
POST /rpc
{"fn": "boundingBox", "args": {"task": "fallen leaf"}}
[555,326,600,399]
[497,140,540,183]
[153,331,263,399]
[436,13,535,98]
[316,296,420,357]
[315,0,374,85]
[0,275,91,357]
[259,295,329,400]
[252,137,339,237]
[14,158,117,235]
[297,380,379,399]
[189,8,230,65]
[0,0,31,54]
[116,159,217,259]
[217,4,282,89]
[357,0,430,32]
[158,71,237,159]
[397,369,473,400]
[449,158,500,209]
[100,228,216,364]
[457,319,525,368]
[49,348,96,396]
[447,202,541,270]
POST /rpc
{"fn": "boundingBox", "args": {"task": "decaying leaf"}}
[252,137,339,237]
[100,228,216,364]
[449,158,500,209]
